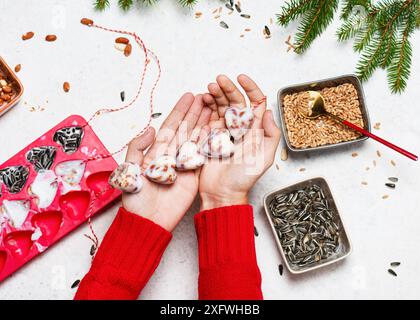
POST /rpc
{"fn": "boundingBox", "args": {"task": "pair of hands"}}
[123,75,281,232]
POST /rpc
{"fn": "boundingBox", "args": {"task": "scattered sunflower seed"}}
[120,91,125,102]
[240,14,251,19]
[390,160,396,167]
[388,269,397,277]
[385,183,396,189]
[390,262,401,267]
[361,181,368,185]
[377,150,381,157]
[382,195,389,199]
[152,113,162,119]
[235,3,242,13]
[90,245,97,256]
[388,177,398,183]
[299,168,306,172]
[225,3,233,10]
[351,152,358,157]
[264,26,271,36]
[254,226,259,237]
[220,21,229,29]
[71,279,81,289]
[278,264,284,276]
[281,148,288,161]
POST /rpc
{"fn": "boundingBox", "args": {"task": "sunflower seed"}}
[385,183,396,189]
[220,21,229,29]
[90,245,97,256]
[388,177,398,183]
[71,280,81,289]
[235,3,241,13]
[388,269,397,277]
[254,226,259,237]
[120,91,125,102]
[390,262,401,267]
[264,25,271,36]
[240,14,251,19]
[278,264,284,276]
[225,3,233,10]
[151,113,162,119]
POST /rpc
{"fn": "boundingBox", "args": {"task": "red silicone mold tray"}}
[0,115,121,282]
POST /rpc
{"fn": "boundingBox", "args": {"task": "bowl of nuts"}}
[278,75,371,152]
[263,177,352,274]
[0,56,24,116]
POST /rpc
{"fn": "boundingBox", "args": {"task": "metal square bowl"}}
[263,177,352,274]
[277,74,371,152]
[0,56,24,117]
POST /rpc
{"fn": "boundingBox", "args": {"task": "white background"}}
[0,0,419,300]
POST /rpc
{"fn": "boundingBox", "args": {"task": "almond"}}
[63,82,70,93]
[14,64,22,73]
[45,35,57,42]
[1,94,11,101]
[115,37,129,44]
[124,43,132,57]
[22,32,35,41]
[3,86,12,94]
[81,18,94,26]
[0,98,4,105]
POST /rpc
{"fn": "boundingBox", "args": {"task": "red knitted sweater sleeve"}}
[74,207,172,300]
[194,205,263,300]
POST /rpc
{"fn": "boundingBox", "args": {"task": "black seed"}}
[278,264,284,276]
[390,262,401,267]
[225,3,233,10]
[71,280,81,289]
[264,25,271,36]
[388,177,398,183]
[385,183,396,189]
[152,113,162,119]
[90,245,97,256]
[220,21,229,29]
[254,226,259,237]
[120,91,125,102]
[235,4,241,13]
[388,269,397,277]
[240,14,251,19]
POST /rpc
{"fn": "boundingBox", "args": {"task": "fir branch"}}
[387,6,416,92]
[178,0,198,7]
[293,0,339,54]
[340,0,371,20]
[94,0,110,10]
[118,0,134,10]
[277,0,316,26]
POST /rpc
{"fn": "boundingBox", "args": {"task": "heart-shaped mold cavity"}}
[0,166,30,194]
[0,251,7,273]
[1,199,31,228]
[26,146,57,172]
[59,191,91,220]
[53,126,84,154]
[32,211,63,245]
[86,171,115,198]
[4,231,34,258]
[55,160,86,195]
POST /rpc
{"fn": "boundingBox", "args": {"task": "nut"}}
[115,37,129,44]
[0,79,7,87]
[63,82,70,93]
[81,18,94,26]
[14,64,21,73]
[22,32,35,41]
[0,94,11,102]
[3,86,12,94]
[45,35,57,42]
[124,43,132,57]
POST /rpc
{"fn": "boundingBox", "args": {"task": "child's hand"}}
[123,93,211,232]
[199,75,281,210]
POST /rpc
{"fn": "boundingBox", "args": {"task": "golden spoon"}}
[300,91,417,161]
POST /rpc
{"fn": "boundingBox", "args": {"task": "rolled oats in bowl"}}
[278,75,370,151]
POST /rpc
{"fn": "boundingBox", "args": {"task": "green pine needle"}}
[94,0,110,10]
[118,0,133,10]
[178,0,198,7]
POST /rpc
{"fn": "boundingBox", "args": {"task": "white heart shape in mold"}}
[1,200,31,228]
[29,170,59,209]
[109,162,143,194]
[202,128,235,159]
[145,155,177,185]
[225,106,254,141]
[55,160,86,194]
[176,141,205,171]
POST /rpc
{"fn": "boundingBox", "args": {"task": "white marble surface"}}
[0,0,419,300]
